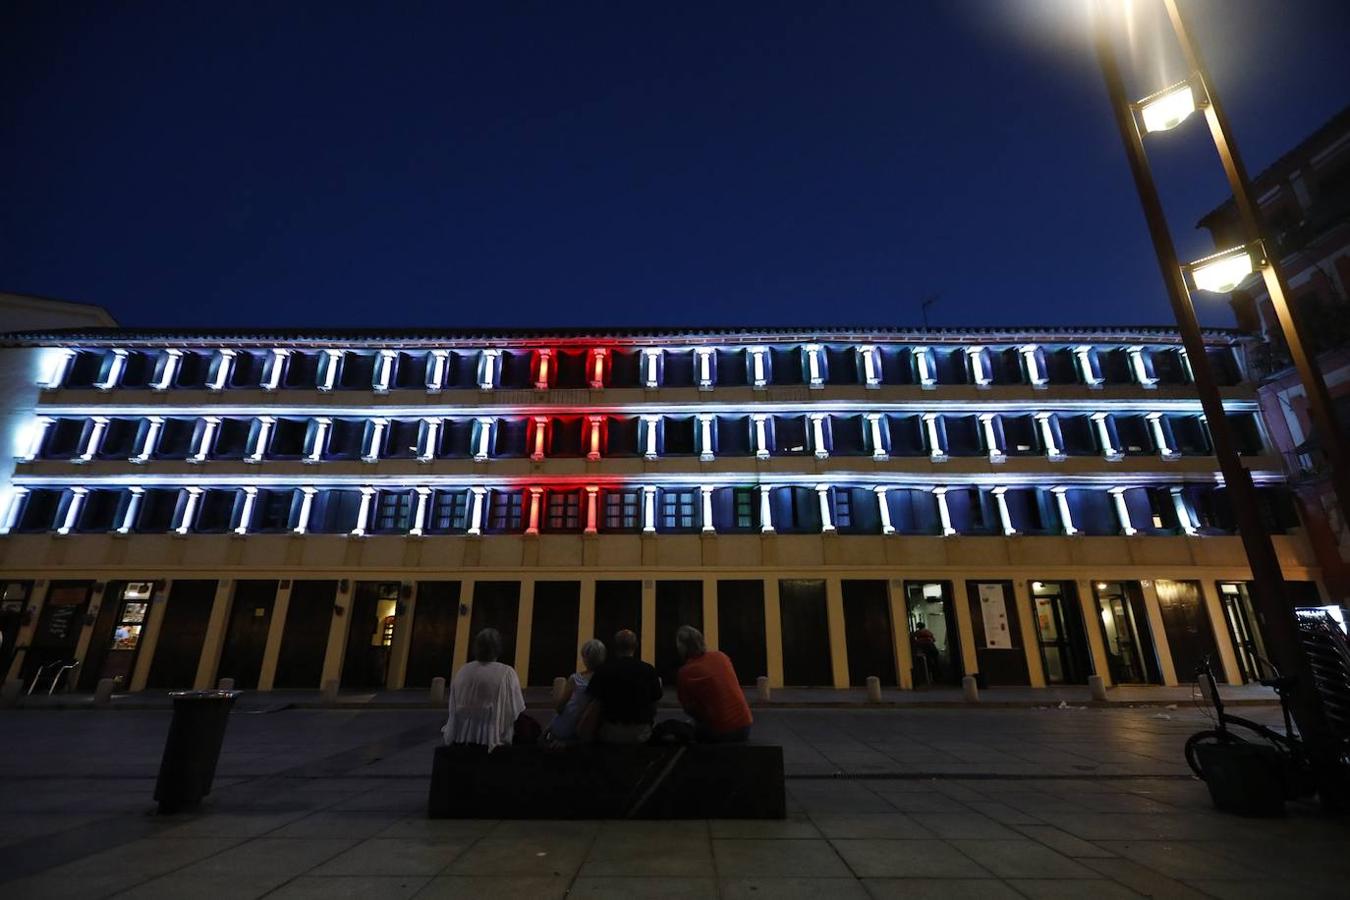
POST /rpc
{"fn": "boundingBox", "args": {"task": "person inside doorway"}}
[546,638,606,745]
[586,628,663,743]
[675,625,752,743]
[912,620,941,683]
[441,628,526,753]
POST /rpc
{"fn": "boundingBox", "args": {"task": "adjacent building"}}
[0,324,1329,696]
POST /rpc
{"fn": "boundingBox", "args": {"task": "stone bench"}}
[428,741,785,819]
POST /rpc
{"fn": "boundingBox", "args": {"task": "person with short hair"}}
[675,625,752,742]
[441,627,526,752]
[546,638,606,745]
[585,628,663,743]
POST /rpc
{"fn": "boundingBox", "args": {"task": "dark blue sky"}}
[2,1,1346,331]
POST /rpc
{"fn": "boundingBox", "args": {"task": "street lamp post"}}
[1092,2,1332,772]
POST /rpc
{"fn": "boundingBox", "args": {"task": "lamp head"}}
[1187,246,1259,294]
[1137,82,1197,134]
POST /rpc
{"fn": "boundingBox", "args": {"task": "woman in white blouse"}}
[441,628,526,752]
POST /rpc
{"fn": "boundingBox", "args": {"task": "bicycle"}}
[1183,654,1316,800]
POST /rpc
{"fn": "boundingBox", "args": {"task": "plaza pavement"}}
[0,699,1346,898]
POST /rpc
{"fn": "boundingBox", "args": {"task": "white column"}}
[759,484,774,533]
[1179,347,1195,383]
[427,349,449,392]
[749,347,768,389]
[305,417,330,464]
[79,416,109,462]
[816,484,834,532]
[642,415,660,459]
[1019,344,1046,388]
[701,485,715,533]
[320,349,342,390]
[1110,487,1137,536]
[189,417,219,464]
[875,487,895,535]
[153,349,183,391]
[642,349,661,388]
[96,349,128,390]
[531,416,548,461]
[352,487,375,536]
[474,417,494,461]
[1127,346,1157,388]
[966,347,990,387]
[1052,487,1077,535]
[479,348,500,390]
[293,487,317,534]
[752,414,770,459]
[233,487,256,535]
[42,348,77,388]
[1036,412,1063,460]
[923,413,945,461]
[21,416,54,461]
[805,344,824,388]
[525,487,544,534]
[1074,345,1102,388]
[175,487,202,535]
[810,414,829,459]
[263,349,289,390]
[642,486,657,533]
[58,487,87,535]
[1171,487,1198,536]
[410,487,430,536]
[979,413,1004,463]
[0,487,28,534]
[860,345,881,388]
[866,413,888,460]
[468,487,486,535]
[933,487,956,536]
[534,348,553,390]
[118,487,144,534]
[913,347,936,388]
[363,418,387,463]
[1092,412,1121,460]
[585,486,599,534]
[419,417,440,462]
[696,348,714,390]
[698,414,715,461]
[134,417,163,464]
[589,348,608,389]
[374,350,397,392]
[1147,413,1176,458]
[209,349,236,391]
[587,415,604,461]
[992,486,1016,536]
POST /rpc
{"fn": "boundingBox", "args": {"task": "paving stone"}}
[831,839,989,878]
[1004,878,1144,898]
[444,835,591,877]
[947,840,1099,879]
[1078,856,1211,899]
[266,875,432,898]
[567,876,718,898]
[809,813,933,839]
[1095,840,1267,881]
[413,875,571,898]
[719,876,872,899]
[911,812,1023,839]
[311,837,469,876]
[712,838,852,877]
[708,817,822,839]
[1012,824,1117,858]
[580,835,714,877]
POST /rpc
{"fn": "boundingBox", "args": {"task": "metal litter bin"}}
[154,690,241,813]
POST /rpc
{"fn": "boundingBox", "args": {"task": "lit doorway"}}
[1092,581,1161,685]
[1218,582,1267,682]
[1029,581,1091,685]
[904,581,961,686]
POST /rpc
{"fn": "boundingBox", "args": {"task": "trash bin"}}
[154,690,241,814]
[1193,740,1285,817]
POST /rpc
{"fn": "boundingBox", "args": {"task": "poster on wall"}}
[977,583,1012,650]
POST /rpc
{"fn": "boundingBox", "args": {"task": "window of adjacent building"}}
[1257,487,1299,533]
[252,489,295,532]
[887,488,941,534]
[63,351,105,388]
[210,418,252,459]
[772,486,821,533]
[605,416,639,456]
[155,417,197,459]
[553,349,587,388]
[267,417,308,458]
[1186,486,1234,533]
[885,414,925,455]
[1206,348,1241,386]
[228,351,264,388]
[429,490,470,532]
[1042,347,1078,384]
[942,415,982,456]
[606,349,641,388]
[1168,415,1209,455]
[375,490,414,533]
[1152,348,1188,384]
[769,346,802,385]
[873,346,911,384]
[602,489,641,532]
[662,416,696,455]
[493,418,528,458]
[283,351,321,388]
[545,491,581,532]
[437,418,475,457]
[118,351,155,388]
[382,419,422,459]
[1095,348,1131,384]
[659,489,697,532]
[195,489,237,532]
[16,489,62,532]
[95,418,142,459]
[662,350,695,388]
[987,347,1023,384]
[832,489,853,530]
[1003,488,1057,534]
[715,349,748,386]
[76,489,123,532]
[732,487,757,531]
[488,490,524,533]
[1114,414,1153,455]
[1226,413,1263,455]
[136,489,180,532]
[824,346,858,385]
[715,415,751,456]
[1001,415,1040,455]
[174,351,210,388]
[498,351,533,389]
[43,418,89,459]
[334,352,375,390]
[549,417,583,457]
[1065,489,1116,535]
[1058,415,1097,456]
[306,490,359,533]
[931,348,967,385]
[829,415,866,456]
[1143,487,1179,533]
[772,415,809,455]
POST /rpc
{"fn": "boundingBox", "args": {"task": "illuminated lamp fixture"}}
[1136,80,1197,134]
[1186,245,1260,294]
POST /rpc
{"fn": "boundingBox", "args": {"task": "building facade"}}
[0,326,1329,697]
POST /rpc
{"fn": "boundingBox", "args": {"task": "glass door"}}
[1030,581,1088,685]
[1218,582,1266,683]
[1093,581,1157,684]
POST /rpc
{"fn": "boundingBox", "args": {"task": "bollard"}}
[216,677,235,691]
[320,679,339,706]
[961,674,980,703]
[154,690,240,813]
[1087,675,1107,701]
[429,676,447,704]
[552,676,567,705]
[94,678,117,706]
[866,675,882,703]
[0,679,22,708]
[756,675,771,702]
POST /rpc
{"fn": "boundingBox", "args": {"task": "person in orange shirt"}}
[675,625,753,743]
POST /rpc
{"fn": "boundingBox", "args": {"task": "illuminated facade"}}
[0,326,1329,696]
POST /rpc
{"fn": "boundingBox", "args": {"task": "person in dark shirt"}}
[585,628,663,743]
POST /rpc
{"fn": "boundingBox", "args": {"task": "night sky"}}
[2,1,1346,332]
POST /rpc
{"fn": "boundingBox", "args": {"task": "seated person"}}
[546,638,606,744]
[586,628,662,743]
[675,625,752,742]
[441,627,526,752]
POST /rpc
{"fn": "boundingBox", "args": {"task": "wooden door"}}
[406,581,459,688]
[216,580,276,690]
[147,580,218,689]
[274,580,337,689]
[527,581,580,686]
[1156,579,1218,683]
[843,580,897,687]
[594,580,642,652]
[655,580,702,687]
[467,582,520,667]
[778,579,832,686]
[717,580,766,685]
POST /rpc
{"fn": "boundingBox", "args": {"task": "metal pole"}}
[1092,6,1328,753]
[1163,0,1350,524]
